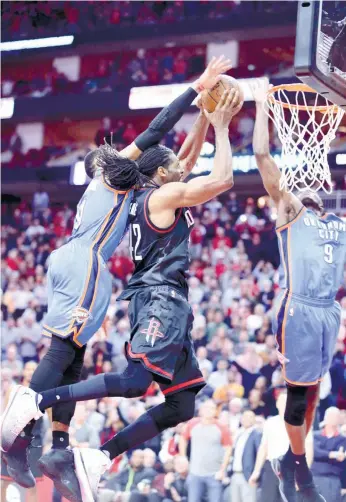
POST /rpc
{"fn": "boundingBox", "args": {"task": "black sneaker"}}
[2,433,35,488]
[272,457,298,502]
[298,483,326,502]
[37,448,82,502]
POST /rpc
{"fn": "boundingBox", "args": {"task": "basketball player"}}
[1,55,232,502]
[1,87,243,502]
[250,77,346,502]
[1,362,43,502]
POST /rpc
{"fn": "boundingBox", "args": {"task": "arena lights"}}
[70,160,89,186]
[0,35,74,52]
[336,154,346,165]
[129,79,255,110]
[0,97,15,119]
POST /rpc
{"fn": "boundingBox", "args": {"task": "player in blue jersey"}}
[249,78,346,502]
[0,57,232,501]
[1,86,243,502]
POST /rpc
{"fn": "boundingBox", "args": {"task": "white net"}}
[266,85,344,193]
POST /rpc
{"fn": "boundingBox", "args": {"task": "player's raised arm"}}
[119,55,232,160]
[177,97,209,179]
[149,89,243,209]
[250,78,302,220]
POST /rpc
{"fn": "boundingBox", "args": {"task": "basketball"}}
[202,75,244,113]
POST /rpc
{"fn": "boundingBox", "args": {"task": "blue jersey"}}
[67,173,132,262]
[276,206,346,299]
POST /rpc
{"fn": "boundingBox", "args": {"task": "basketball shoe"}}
[1,386,43,453]
[298,483,326,502]
[272,456,298,502]
[38,448,82,502]
[73,448,111,502]
[1,433,36,488]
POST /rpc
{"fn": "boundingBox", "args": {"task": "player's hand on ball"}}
[205,89,244,128]
[249,77,272,103]
[196,96,206,116]
[197,55,232,90]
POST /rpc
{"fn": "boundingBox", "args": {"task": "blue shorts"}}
[272,290,341,386]
[42,241,112,347]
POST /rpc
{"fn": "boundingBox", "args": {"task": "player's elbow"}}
[220,176,234,190]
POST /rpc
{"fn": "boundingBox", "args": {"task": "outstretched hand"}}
[249,77,271,104]
[197,55,232,91]
[205,89,244,129]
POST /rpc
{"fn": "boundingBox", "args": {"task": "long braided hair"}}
[96,144,142,190]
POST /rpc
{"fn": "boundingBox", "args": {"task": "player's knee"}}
[284,385,308,426]
[105,361,153,398]
[166,390,196,425]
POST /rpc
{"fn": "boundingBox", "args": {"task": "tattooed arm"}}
[250,78,302,226]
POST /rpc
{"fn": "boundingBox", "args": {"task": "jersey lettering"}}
[129,223,143,262]
[184,209,194,228]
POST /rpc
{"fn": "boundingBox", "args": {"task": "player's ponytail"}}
[97,144,142,190]
[137,145,174,179]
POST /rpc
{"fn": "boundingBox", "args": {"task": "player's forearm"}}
[253,102,271,156]
[179,112,209,178]
[253,102,282,201]
[134,87,198,152]
[210,126,234,185]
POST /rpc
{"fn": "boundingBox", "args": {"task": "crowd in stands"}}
[1,186,346,501]
[2,45,206,99]
[1,1,296,41]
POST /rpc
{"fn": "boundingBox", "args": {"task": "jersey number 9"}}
[324,244,334,264]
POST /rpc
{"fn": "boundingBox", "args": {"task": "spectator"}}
[32,189,50,217]
[208,359,229,390]
[163,455,189,502]
[196,346,213,374]
[95,117,112,147]
[2,343,23,381]
[180,399,232,502]
[85,399,106,434]
[312,407,346,502]
[213,366,245,406]
[229,410,262,502]
[17,314,41,363]
[101,449,157,496]
[70,403,101,449]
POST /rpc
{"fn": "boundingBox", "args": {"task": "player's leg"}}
[74,389,197,501]
[272,297,324,502]
[37,346,86,502]
[1,335,77,489]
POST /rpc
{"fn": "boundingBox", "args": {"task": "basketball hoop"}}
[266,83,344,194]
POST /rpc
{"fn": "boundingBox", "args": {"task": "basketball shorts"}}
[43,241,112,347]
[272,290,341,386]
[125,285,205,396]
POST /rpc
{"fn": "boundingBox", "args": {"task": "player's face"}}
[297,190,324,216]
[164,154,184,183]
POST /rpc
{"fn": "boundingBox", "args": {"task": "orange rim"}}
[267,83,340,113]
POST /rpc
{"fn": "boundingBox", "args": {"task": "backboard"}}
[295,0,346,109]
